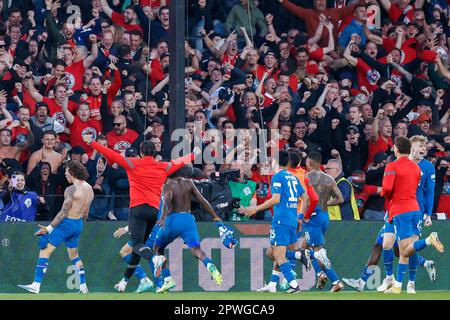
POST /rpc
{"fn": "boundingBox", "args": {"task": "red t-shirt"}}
[42,97,77,128]
[356,58,380,93]
[84,95,102,119]
[69,117,102,155]
[64,60,85,92]
[366,133,393,170]
[309,47,324,62]
[91,141,193,208]
[381,157,421,221]
[389,4,415,24]
[106,129,139,152]
[111,12,143,33]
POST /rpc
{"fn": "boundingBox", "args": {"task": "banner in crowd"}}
[0,221,448,293]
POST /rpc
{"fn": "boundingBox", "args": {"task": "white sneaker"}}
[257,284,276,293]
[135,278,155,293]
[78,284,89,294]
[152,255,166,279]
[377,277,395,292]
[407,282,416,294]
[107,211,117,221]
[114,279,127,292]
[156,277,176,293]
[18,284,39,294]
[424,261,436,282]
[315,248,331,269]
[342,278,364,292]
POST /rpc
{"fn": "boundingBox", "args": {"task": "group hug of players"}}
[17,133,444,294]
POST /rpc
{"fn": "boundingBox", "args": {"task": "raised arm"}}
[61,94,75,124]
[279,0,309,19]
[323,23,335,55]
[190,180,221,221]
[88,140,135,170]
[99,0,113,19]
[83,34,99,69]
[165,147,201,176]
[24,78,43,102]
[343,41,358,67]
[364,24,383,45]
[379,0,391,12]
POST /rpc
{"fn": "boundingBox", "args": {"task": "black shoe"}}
[285,285,302,293]
[299,250,312,272]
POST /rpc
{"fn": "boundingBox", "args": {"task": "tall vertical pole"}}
[168,1,186,134]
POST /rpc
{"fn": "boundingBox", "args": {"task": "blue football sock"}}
[34,258,48,283]
[383,249,394,277]
[201,257,213,268]
[417,255,426,267]
[312,259,321,274]
[161,267,171,279]
[286,250,296,260]
[323,266,339,283]
[396,263,408,284]
[71,257,86,285]
[413,239,427,252]
[408,253,418,282]
[269,271,280,284]
[279,262,295,283]
[289,259,297,271]
[123,253,146,280]
[360,266,373,282]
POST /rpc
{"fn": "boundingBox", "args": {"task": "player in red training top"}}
[381,136,444,294]
[84,134,200,282]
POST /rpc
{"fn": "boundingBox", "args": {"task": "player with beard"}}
[106,115,138,152]
[62,96,101,156]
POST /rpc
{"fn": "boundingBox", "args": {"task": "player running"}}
[112,197,167,293]
[18,161,94,294]
[380,137,444,294]
[304,151,345,292]
[83,134,199,284]
[240,150,310,293]
[267,149,318,292]
[152,165,223,293]
[349,135,437,293]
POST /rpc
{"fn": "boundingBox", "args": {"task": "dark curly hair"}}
[67,160,89,181]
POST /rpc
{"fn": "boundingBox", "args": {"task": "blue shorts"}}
[393,211,422,241]
[375,222,398,247]
[270,223,297,246]
[48,218,83,249]
[155,213,200,249]
[304,210,329,247]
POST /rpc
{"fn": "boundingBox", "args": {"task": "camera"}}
[231,197,241,210]
[210,168,240,184]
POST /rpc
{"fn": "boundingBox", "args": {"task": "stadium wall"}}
[0,221,448,293]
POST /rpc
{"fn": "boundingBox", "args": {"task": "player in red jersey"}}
[83,134,200,282]
[381,136,444,294]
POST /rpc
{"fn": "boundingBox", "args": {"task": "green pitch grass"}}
[1,291,449,300]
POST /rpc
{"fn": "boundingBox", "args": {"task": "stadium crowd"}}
[0,0,449,222]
